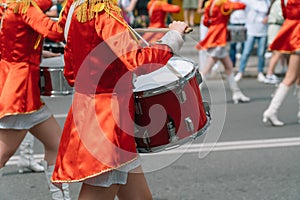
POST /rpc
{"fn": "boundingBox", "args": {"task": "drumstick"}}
[134,27,193,34]
[166,63,183,78]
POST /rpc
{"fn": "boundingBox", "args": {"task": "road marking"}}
[6,137,300,165]
[53,113,68,118]
[144,137,300,155]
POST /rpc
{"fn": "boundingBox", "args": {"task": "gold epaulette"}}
[75,0,121,23]
[4,0,40,14]
[215,0,227,6]
[69,0,139,44]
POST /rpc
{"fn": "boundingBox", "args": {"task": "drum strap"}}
[64,0,85,40]
[209,0,216,17]
[0,3,8,31]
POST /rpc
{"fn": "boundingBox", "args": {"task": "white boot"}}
[296,85,300,124]
[18,133,44,173]
[43,161,71,200]
[263,83,289,126]
[227,73,251,104]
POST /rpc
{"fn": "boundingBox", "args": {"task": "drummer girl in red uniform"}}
[0,0,71,198]
[50,0,188,199]
[263,0,300,126]
[195,0,250,104]
[142,0,181,43]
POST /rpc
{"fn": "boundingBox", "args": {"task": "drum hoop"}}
[42,90,74,97]
[40,67,64,72]
[136,113,211,153]
[134,57,197,99]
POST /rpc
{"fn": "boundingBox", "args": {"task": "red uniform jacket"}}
[0,0,64,119]
[51,0,175,183]
[195,0,245,50]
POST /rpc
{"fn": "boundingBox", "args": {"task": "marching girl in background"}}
[0,0,71,199]
[195,0,250,104]
[142,0,181,43]
[51,0,187,199]
[263,0,300,126]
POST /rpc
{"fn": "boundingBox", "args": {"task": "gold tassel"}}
[34,34,42,49]
[74,0,122,23]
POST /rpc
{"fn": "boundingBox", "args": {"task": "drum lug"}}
[176,89,187,103]
[203,102,211,119]
[142,130,151,149]
[185,117,195,132]
[167,117,178,143]
[135,102,143,115]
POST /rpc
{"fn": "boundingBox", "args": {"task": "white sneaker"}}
[236,53,242,59]
[264,52,272,59]
[264,74,280,84]
[234,72,243,82]
[257,73,266,82]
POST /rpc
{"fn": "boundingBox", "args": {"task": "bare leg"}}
[189,10,195,26]
[200,56,219,77]
[78,183,120,200]
[220,55,234,75]
[183,9,189,25]
[117,166,152,200]
[266,51,282,76]
[0,129,27,167]
[29,116,61,165]
[78,166,152,200]
[282,54,300,86]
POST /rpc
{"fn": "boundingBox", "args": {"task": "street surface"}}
[1,27,299,200]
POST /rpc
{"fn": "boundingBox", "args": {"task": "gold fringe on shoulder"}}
[1,0,40,14]
[71,0,139,44]
[75,0,121,23]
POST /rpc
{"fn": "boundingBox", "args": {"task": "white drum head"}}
[40,56,65,68]
[134,58,195,92]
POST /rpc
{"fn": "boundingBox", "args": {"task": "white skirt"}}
[206,46,228,59]
[0,105,52,130]
[83,157,141,187]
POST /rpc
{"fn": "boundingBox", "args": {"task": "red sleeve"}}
[223,2,245,12]
[95,11,173,75]
[34,0,53,12]
[161,2,181,13]
[21,6,64,42]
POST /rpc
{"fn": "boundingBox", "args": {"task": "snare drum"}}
[227,25,247,43]
[133,57,210,153]
[40,56,73,96]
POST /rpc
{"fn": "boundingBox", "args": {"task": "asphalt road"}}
[1,28,300,200]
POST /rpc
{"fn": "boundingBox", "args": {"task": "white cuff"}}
[156,30,184,55]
